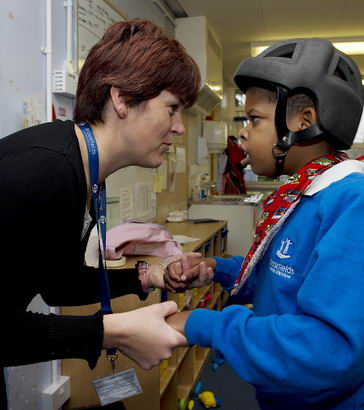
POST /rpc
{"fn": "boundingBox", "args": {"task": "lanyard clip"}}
[107,352,119,373]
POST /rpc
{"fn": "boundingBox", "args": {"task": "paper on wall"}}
[168,153,177,192]
[134,183,149,218]
[153,174,163,193]
[197,136,209,164]
[156,160,168,190]
[175,146,186,173]
[119,188,133,221]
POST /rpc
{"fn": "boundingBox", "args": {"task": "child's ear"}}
[300,107,317,130]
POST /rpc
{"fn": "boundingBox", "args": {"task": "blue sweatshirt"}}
[186,173,364,409]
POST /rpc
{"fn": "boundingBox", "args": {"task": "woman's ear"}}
[110,86,128,119]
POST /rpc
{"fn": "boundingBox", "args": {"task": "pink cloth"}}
[106,221,182,260]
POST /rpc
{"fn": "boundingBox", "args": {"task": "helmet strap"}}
[272,86,290,176]
[272,144,288,176]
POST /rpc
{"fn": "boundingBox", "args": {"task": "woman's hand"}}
[164,254,216,293]
[103,301,187,370]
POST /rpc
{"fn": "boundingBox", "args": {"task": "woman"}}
[0,18,203,407]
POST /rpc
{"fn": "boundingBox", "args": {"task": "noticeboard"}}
[77,0,126,72]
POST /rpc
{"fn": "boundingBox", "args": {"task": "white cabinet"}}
[176,16,223,114]
[188,199,262,256]
[202,120,227,153]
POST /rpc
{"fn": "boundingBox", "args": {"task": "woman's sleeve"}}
[1,310,104,368]
[26,150,147,306]
[0,149,140,367]
[42,264,147,307]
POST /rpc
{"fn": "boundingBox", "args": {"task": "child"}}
[223,135,247,194]
[165,38,364,409]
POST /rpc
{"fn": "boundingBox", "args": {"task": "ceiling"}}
[175,0,364,85]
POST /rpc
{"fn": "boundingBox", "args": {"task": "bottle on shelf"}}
[192,184,201,201]
[200,173,211,199]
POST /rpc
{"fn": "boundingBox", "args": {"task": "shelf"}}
[158,223,228,410]
[206,289,222,310]
[160,366,177,396]
[177,384,192,402]
[189,284,213,310]
[160,346,190,397]
[197,347,210,362]
[194,358,205,379]
[176,351,210,401]
[168,292,187,311]
[246,181,281,192]
[177,347,189,366]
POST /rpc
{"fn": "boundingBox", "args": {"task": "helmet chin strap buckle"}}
[272,143,288,176]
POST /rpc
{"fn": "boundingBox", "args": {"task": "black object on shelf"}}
[188,218,221,223]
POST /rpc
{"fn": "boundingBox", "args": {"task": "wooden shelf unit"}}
[159,221,228,410]
[61,220,228,410]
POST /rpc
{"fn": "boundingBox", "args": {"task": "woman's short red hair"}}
[74,19,201,124]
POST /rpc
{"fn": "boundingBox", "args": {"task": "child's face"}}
[239,89,278,177]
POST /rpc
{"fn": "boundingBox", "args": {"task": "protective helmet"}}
[234,38,364,154]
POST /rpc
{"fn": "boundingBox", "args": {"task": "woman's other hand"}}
[103,301,186,369]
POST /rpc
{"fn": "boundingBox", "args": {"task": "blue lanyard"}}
[79,123,118,362]
[78,122,112,315]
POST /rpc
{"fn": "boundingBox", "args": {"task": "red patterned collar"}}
[232,152,348,294]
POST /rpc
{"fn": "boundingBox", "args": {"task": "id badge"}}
[93,368,143,406]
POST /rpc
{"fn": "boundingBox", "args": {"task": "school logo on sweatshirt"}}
[270,238,295,279]
[276,238,293,259]
[270,259,295,279]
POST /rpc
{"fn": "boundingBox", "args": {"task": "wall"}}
[0,1,46,137]
[106,0,193,225]
[0,2,69,408]
[156,110,194,222]
[114,0,169,28]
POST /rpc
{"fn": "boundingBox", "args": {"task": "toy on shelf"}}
[178,398,187,410]
[211,355,225,372]
[188,399,195,409]
[197,292,212,308]
[198,391,222,408]
[159,358,169,376]
[193,381,203,396]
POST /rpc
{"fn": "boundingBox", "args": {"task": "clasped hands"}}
[103,253,215,370]
[147,252,215,293]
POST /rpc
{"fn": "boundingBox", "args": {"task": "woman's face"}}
[125,90,185,168]
[239,89,278,177]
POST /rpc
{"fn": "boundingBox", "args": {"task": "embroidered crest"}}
[276,238,294,259]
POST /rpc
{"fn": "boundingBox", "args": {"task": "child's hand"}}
[147,252,202,289]
[165,310,192,336]
[164,253,215,293]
